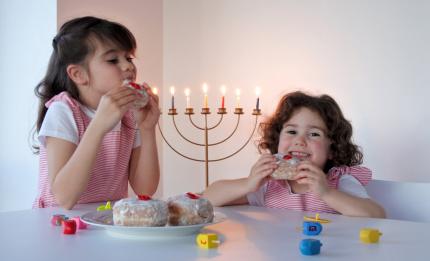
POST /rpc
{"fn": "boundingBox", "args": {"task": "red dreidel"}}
[62,219,77,235]
[51,214,67,226]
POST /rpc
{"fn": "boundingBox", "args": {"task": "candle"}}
[152,87,158,95]
[170,86,175,109]
[203,83,208,108]
[235,88,241,108]
[184,88,191,108]
[255,86,261,110]
[220,85,226,108]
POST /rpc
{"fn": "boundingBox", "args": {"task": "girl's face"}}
[277,107,332,169]
[86,39,136,98]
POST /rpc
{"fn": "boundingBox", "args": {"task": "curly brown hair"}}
[258,91,363,172]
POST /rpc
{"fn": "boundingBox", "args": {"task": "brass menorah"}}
[158,103,261,188]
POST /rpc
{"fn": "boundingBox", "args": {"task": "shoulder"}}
[329,166,372,186]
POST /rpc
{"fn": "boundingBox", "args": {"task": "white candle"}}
[170,86,175,109]
[202,83,208,108]
[235,88,241,108]
[184,88,191,108]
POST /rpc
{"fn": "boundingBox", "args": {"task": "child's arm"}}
[47,88,139,209]
[202,178,251,206]
[295,162,385,218]
[129,87,160,195]
[203,153,277,206]
[321,189,386,218]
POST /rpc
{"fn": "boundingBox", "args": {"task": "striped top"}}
[264,166,372,214]
[33,92,137,208]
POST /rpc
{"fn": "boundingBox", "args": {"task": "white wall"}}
[2,0,429,212]
[161,0,430,197]
[0,0,56,212]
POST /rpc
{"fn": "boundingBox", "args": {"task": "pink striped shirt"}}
[33,92,136,208]
[264,166,372,214]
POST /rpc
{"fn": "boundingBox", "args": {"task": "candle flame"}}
[255,86,261,96]
[184,88,190,96]
[152,87,158,95]
[170,86,175,95]
[202,83,208,93]
[220,85,226,95]
[235,88,241,96]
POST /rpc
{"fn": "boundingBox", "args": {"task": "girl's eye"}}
[107,59,118,64]
[286,130,296,135]
[126,57,134,62]
[309,131,323,138]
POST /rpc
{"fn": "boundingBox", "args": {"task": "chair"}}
[366,179,430,223]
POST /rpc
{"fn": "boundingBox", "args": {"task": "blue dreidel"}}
[299,239,322,255]
[303,221,322,236]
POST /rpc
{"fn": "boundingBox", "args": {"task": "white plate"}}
[81,210,226,239]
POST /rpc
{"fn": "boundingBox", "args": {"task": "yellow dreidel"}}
[97,201,112,211]
[303,213,331,224]
[360,228,382,243]
[196,233,220,249]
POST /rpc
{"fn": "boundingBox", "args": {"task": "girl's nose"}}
[294,136,306,147]
[122,60,135,72]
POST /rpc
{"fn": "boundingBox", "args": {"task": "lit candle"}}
[152,87,158,95]
[255,86,261,110]
[203,83,208,108]
[184,88,191,108]
[220,85,226,108]
[235,88,241,108]
[170,86,175,109]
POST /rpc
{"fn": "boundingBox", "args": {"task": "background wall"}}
[161,0,430,198]
[1,0,429,212]
[0,0,56,212]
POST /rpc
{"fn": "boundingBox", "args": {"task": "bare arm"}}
[322,189,386,218]
[295,162,386,218]
[203,153,277,207]
[202,178,250,206]
[129,127,160,196]
[47,123,104,209]
[128,86,160,196]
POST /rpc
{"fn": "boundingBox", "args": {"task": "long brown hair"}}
[258,91,363,172]
[32,16,136,153]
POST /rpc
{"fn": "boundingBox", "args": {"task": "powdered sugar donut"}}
[271,154,301,180]
[123,80,150,108]
[167,192,214,226]
[113,195,168,226]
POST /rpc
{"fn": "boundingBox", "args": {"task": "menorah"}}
[157,85,262,188]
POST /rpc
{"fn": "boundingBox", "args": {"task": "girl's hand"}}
[133,83,160,130]
[246,153,278,192]
[294,161,329,198]
[93,87,138,134]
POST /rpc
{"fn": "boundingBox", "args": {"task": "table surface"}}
[0,203,427,260]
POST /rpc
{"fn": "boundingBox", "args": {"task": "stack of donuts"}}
[112,192,214,227]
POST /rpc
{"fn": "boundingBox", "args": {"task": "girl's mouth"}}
[289,151,310,160]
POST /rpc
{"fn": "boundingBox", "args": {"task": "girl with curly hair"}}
[204,91,385,217]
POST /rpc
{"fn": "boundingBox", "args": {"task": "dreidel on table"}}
[196,233,220,249]
[360,228,382,243]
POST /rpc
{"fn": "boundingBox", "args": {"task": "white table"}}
[0,204,426,260]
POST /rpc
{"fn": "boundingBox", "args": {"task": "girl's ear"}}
[66,64,88,86]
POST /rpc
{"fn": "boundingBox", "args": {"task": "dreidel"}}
[196,233,220,249]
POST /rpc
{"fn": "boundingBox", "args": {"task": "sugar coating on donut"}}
[122,80,149,108]
[167,193,214,226]
[271,153,301,180]
[113,197,168,226]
